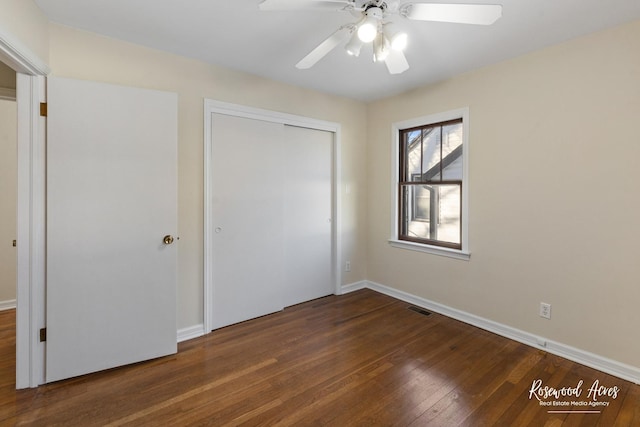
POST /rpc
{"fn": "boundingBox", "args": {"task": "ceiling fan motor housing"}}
[363,1,388,14]
[365,6,384,20]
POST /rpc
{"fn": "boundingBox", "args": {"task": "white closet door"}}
[46,77,177,383]
[283,125,333,307]
[210,114,285,330]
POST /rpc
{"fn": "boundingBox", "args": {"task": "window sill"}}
[388,239,471,261]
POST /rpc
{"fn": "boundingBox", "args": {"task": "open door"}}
[45,77,178,383]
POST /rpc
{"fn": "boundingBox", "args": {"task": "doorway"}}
[0,64,16,312]
[0,31,49,389]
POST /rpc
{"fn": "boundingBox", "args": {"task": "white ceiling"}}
[34,0,640,101]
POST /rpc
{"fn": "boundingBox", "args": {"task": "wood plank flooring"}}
[1,289,638,426]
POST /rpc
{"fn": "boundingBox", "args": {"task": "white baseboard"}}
[0,299,16,311]
[177,324,206,343]
[340,280,368,294]
[342,280,640,385]
[0,87,16,101]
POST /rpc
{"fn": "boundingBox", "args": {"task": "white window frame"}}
[389,107,470,261]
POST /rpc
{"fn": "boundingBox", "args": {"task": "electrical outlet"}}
[345,261,351,272]
[539,302,551,319]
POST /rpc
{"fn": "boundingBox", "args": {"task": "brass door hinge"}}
[12,240,16,247]
[40,102,47,117]
[39,328,46,342]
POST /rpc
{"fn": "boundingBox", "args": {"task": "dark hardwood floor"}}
[0,289,638,426]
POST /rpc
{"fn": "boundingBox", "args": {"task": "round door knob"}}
[163,235,174,245]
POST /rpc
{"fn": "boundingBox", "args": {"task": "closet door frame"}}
[203,99,342,334]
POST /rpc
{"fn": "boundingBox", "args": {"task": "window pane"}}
[442,123,462,157]
[413,184,432,221]
[422,127,441,180]
[436,184,461,245]
[400,184,461,246]
[441,123,463,181]
[403,130,421,181]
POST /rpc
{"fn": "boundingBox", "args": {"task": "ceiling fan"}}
[258,0,502,74]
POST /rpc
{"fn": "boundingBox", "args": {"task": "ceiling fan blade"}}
[385,49,410,75]
[404,3,502,25]
[296,27,352,69]
[259,0,352,11]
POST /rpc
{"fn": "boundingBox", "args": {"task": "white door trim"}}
[15,73,46,389]
[0,28,49,388]
[203,99,342,334]
[0,27,50,76]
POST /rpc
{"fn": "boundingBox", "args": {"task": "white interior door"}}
[46,77,178,383]
[210,113,285,330]
[283,125,333,307]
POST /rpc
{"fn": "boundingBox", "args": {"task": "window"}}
[391,108,469,259]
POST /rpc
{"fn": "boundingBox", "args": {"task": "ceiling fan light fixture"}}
[344,32,363,56]
[373,32,389,62]
[391,32,408,50]
[357,7,383,42]
[384,23,408,51]
[357,20,377,43]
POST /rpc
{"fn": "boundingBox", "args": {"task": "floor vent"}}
[408,306,432,316]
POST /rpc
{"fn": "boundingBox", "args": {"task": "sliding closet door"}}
[210,114,285,330]
[210,113,334,330]
[283,125,333,307]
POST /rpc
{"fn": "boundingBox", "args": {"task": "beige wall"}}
[47,23,369,329]
[0,99,17,302]
[0,0,49,64]
[0,61,15,89]
[367,19,640,368]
